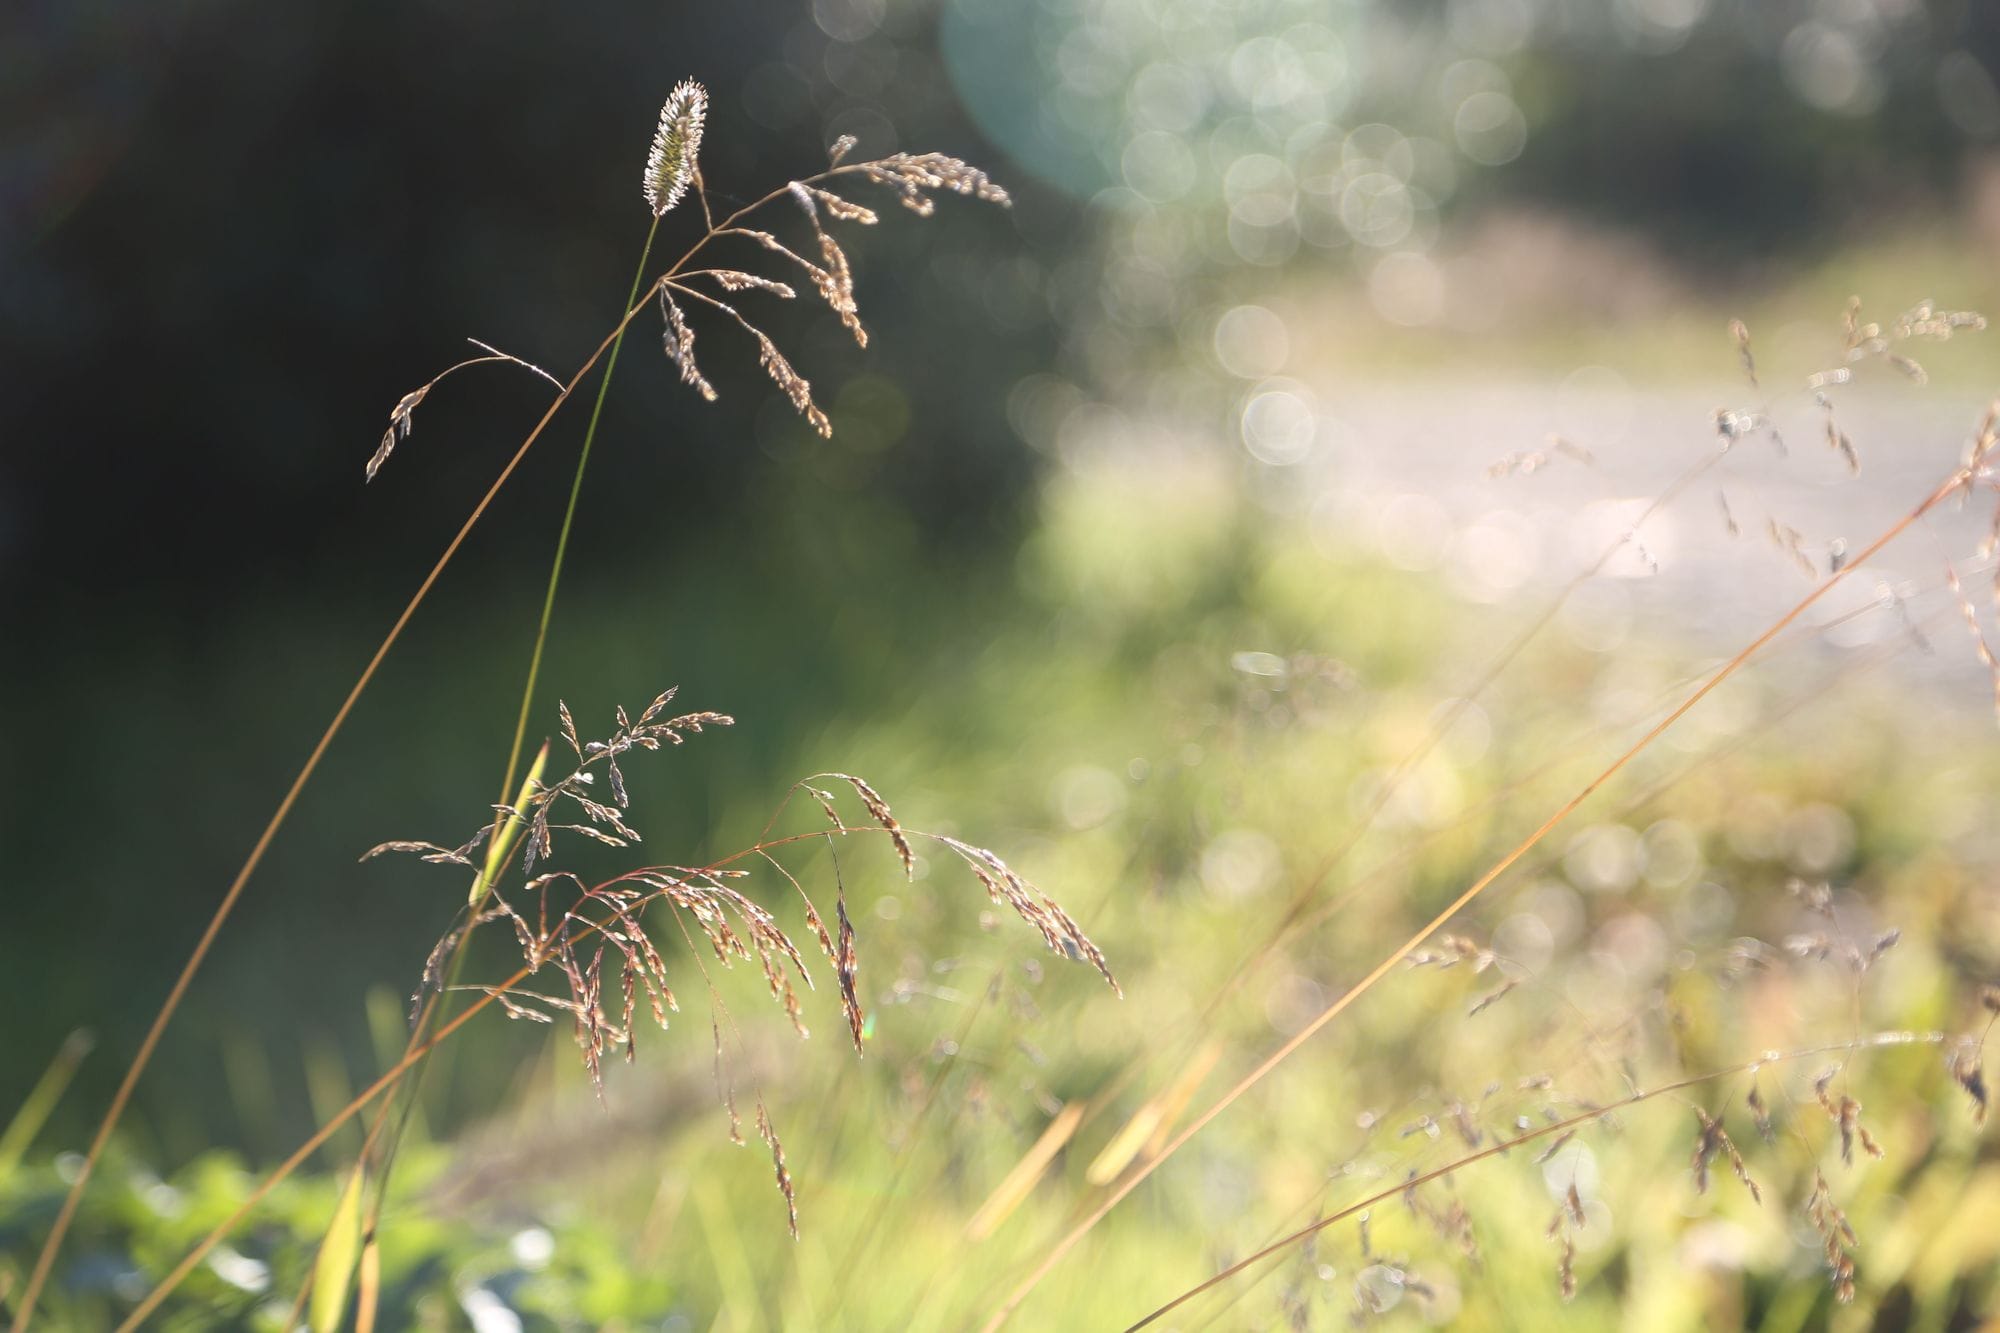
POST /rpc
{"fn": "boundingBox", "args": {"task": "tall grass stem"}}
[979,464,1969,1331]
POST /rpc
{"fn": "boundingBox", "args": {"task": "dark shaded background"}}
[4,0,1998,1158]
[1,0,1072,1157]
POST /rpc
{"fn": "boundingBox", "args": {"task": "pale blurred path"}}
[1307,382,1998,708]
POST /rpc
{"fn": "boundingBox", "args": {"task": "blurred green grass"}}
[7,404,1999,1328]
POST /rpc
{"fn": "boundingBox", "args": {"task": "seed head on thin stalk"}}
[14,79,1045,1333]
[655,138,1009,438]
[644,79,708,218]
[365,339,562,482]
[365,692,1116,1231]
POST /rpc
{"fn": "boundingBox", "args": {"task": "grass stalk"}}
[496,216,662,812]
[19,154,890,1326]
[8,274,672,1333]
[1122,1031,1948,1330]
[978,460,1976,1331]
[0,1032,93,1182]
[308,221,664,1319]
[111,816,967,1322]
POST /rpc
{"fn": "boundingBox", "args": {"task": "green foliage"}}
[10,444,1998,1326]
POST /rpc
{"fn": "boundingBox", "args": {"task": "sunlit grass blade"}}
[308,1164,365,1333]
[0,1031,92,1181]
[967,1102,1085,1242]
[1086,1041,1219,1187]
[476,739,551,906]
[354,1236,381,1333]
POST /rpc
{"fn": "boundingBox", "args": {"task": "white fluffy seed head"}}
[644,80,708,218]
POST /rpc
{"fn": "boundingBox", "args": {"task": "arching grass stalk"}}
[4,284,659,1333]
[18,75,1020,1326]
[496,215,663,820]
[1121,1031,1949,1331]
[293,222,664,1329]
[978,446,1990,1331]
[117,788,1114,1330]
[1071,450,1725,1189]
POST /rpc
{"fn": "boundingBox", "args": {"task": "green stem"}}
[340,216,664,1295]
[499,214,663,808]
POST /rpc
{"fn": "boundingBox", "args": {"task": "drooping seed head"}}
[644,79,708,217]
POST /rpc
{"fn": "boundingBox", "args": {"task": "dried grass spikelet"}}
[1833,295,1986,386]
[708,271,796,298]
[1689,1107,1762,1203]
[1820,394,1860,475]
[1894,299,1987,341]
[748,325,831,437]
[1712,407,1757,440]
[755,1100,798,1238]
[644,79,708,218]
[1746,1081,1775,1142]
[1409,934,1495,971]
[809,187,878,226]
[835,881,861,1052]
[669,267,833,435]
[861,152,1012,215]
[1945,561,2000,724]
[1730,318,1757,389]
[1532,1129,1577,1165]
[1766,517,1818,581]
[1408,1188,1479,1261]
[1467,978,1517,1016]
[1488,437,1590,479]
[370,386,428,482]
[1814,1076,1885,1165]
[1543,1182,1585,1300]
[1948,1040,1988,1123]
[788,182,869,348]
[819,772,913,879]
[658,290,717,402]
[940,835,1119,995]
[366,340,562,481]
[1806,1169,1859,1303]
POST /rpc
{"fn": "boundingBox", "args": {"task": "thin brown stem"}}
[103,819,912,1322]
[978,464,1969,1331]
[1122,1031,1945,1330]
[1050,451,1723,1188]
[8,277,672,1333]
[111,981,507,1332]
[13,155,890,1327]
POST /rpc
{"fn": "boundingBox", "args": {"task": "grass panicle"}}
[643,79,707,218]
[14,78,1038,1330]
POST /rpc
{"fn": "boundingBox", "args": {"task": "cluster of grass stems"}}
[6,76,2000,1333]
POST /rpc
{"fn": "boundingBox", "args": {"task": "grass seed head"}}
[644,79,707,218]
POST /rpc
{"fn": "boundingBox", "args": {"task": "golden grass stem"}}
[1065,452,1722,1189]
[108,821,924,1325]
[111,973,503,1331]
[1122,1032,1945,1330]
[8,276,672,1333]
[0,1031,92,1183]
[496,217,662,814]
[14,158,886,1329]
[308,221,666,1321]
[978,465,1968,1331]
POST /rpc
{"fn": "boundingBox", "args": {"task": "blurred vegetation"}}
[7,0,2000,1328]
[9,433,2000,1325]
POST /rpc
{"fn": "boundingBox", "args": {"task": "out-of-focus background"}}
[6,1,2000,1328]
